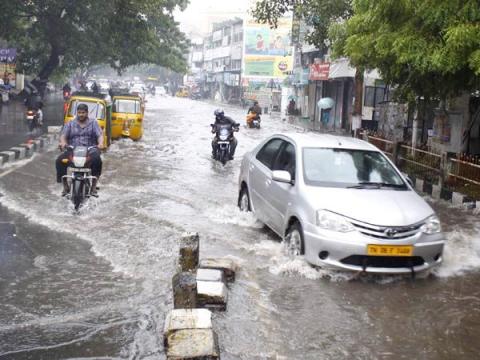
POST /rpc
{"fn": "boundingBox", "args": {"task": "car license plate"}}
[367,245,413,256]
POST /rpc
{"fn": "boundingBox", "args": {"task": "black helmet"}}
[214,108,224,118]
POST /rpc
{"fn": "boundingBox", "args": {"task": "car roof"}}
[272,133,379,152]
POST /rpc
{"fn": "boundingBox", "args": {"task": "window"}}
[302,148,406,188]
[113,99,141,114]
[364,86,386,107]
[68,100,105,119]
[256,139,284,169]
[273,142,296,180]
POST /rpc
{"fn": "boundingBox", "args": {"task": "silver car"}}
[238,133,445,274]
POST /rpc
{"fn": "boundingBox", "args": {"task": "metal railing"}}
[398,145,442,184]
[366,134,394,159]
[447,155,480,199]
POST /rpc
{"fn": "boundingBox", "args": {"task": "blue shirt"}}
[62,117,103,147]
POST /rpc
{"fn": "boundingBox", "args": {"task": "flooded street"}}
[1,96,480,359]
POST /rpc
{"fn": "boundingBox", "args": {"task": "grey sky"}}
[175,0,254,36]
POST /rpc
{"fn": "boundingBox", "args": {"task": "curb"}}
[411,176,477,210]
[0,130,59,169]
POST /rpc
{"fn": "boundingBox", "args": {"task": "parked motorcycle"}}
[211,123,239,165]
[246,112,261,129]
[62,146,98,211]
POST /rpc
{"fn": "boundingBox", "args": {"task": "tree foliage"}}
[0,0,189,92]
[339,0,480,101]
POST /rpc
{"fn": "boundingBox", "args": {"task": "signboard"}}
[243,16,294,80]
[0,48,16,63]
[309,63,330,81]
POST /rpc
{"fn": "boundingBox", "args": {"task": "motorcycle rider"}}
[211,109,239,160]
[247,100,262,121]
[56,104,104,196]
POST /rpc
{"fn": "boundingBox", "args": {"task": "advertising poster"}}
[243,17,294,79]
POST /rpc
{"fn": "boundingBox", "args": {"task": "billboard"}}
[243,17,294,79]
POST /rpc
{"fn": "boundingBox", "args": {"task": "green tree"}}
[0,0,189,95]
[339,0,480,103]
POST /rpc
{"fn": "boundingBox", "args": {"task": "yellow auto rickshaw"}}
[64,92,112,148]
[111,94,144,141]
[175,86,189,98]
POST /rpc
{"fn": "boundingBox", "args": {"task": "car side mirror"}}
[272,170,293,185]
[403,173,413,187]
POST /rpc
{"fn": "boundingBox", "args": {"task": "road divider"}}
[0,127,60,170]
[166,233,237,359]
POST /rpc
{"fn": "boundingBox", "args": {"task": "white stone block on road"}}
[164,309,212,338]
[166,329,219,359]
[199,257,238,282]
[0,151,16,163]
[10,147,26,159]
[197,280,228,310]
[431,184,441,200]
[415,178,424,193]
[452,192,464,206]
[48,126,62,134]
[197,268,224,283]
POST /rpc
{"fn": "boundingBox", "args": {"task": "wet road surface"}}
[0,96,480,359]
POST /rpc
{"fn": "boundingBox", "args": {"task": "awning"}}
[328,58,356,79]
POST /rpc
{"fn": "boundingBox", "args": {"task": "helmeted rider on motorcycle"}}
[211,109,239,160]
[248,101,262,120]
[56,103,104,196]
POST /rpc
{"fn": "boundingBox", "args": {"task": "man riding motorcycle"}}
[211,109,239,160]
[247,101,262,120]
[56,104,104,196]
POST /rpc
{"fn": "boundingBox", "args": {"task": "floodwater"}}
[0,96,479,359]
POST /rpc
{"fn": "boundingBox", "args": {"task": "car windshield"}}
[114,99,141,114]
[303,148,407,189]
[68,100,105,119]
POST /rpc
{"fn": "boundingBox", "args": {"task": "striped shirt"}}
[62,117,103,147]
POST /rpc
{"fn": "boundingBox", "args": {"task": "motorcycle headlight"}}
[316,210,355,233]
[421,215,441,234]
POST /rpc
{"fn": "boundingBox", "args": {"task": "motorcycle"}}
[246,112,261,129]
[26,109,42,133]
[62,146,98,211]
[211,123,239,165]
[190,92,201,100]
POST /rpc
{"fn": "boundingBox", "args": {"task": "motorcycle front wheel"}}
[72,179,84,211]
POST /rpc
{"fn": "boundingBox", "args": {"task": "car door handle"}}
[265,179,271,186]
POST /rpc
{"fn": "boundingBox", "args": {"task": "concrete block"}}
[48,126,62,134]
[197,280,227,311]
[20,144,34,157]
[164,309,212,340]
[172,272,197,309]
[0,151,16,163]
[166,329,219,359]
[179,233,199,272]
[415,178,424,193]
[476,201,480,210]
[31,139,42,150]
[452,192,464,206]
[199,258,237,282]
[10,147,26,160]
[197,268,224,283]
[431,184,441,200]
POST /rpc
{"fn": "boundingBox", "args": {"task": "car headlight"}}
[421,215,441,234]
[316,210,355,232]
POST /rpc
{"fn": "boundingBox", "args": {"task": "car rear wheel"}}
[285,222,305,257]
[238,187,251,212]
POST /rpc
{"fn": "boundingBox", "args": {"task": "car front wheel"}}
[238,187,251,212]
[285,222,305,257]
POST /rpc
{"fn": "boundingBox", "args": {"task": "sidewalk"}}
[0,93,64,152]
[279,113,351,137]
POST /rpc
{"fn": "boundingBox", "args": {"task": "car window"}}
[256,139,284,169]
[273,142,296,180]
[303,148,406,188]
